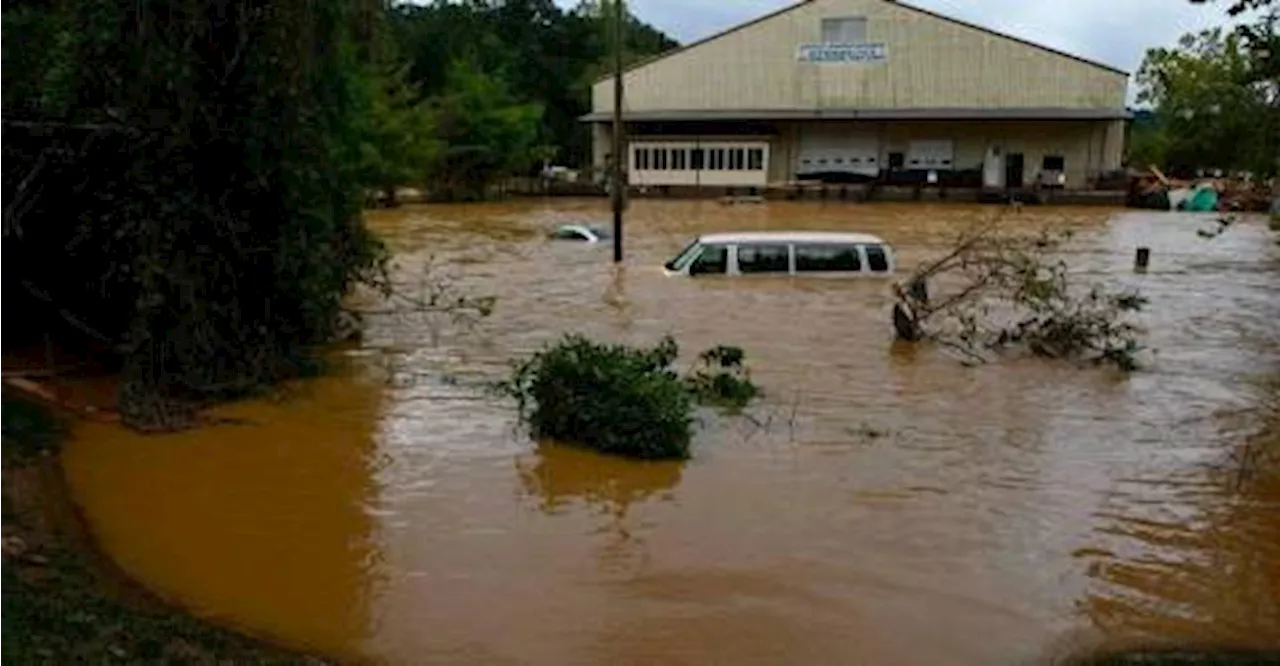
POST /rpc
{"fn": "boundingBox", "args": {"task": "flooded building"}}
[582,0,1131,192]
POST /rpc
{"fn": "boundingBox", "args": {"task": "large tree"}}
[388,0,678,169]
[1134,26,1277,175]
[2,0,394,426]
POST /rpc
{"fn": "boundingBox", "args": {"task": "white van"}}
[663,231,896,277]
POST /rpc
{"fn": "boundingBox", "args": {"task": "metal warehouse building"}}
[582,0,1131,193]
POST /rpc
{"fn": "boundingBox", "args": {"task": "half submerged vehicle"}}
[663,231,895,277]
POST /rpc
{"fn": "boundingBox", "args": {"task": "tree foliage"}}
[2,0,393,428]
[0,0,678,427]
[1134,25,1279,176]
[388,0,678,171]
[427,58,544,199]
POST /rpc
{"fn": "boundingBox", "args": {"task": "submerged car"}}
[663,231,895,277]
[549,223,612,243]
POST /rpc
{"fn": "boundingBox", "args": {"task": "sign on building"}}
[796,42,888,63]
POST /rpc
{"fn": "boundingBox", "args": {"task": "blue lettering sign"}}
[797,42,888,63]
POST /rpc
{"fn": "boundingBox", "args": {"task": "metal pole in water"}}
[610,0,625,263]
[1134,247,1151,272]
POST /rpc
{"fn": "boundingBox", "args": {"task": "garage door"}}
[906,139,955,170]
[796,126,880,181]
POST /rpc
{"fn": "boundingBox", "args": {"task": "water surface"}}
[64,200,1280,665]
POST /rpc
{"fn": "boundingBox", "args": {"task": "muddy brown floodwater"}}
[64,201,1280,665]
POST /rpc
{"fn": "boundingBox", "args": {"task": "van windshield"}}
[664,240,703,272]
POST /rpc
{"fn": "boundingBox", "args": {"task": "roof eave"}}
[579,108,1135,123]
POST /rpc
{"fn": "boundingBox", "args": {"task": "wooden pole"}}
[1135,247,1150,272]
[611,0,625,263]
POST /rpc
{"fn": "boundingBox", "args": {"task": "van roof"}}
[697,231,888,245]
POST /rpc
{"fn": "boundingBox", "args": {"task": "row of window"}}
[634,147,766,172]
[689,243,889,275]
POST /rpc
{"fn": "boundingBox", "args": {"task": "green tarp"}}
[1184,186,1219,212]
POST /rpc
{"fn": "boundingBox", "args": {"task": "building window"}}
[795,244,861,272]
[1042,155,1065,170]
[822,17,867,44]
[691,148,705,170]
[710,148,726,170]
[889,152,904,169]
[730,148,745,170]
[672,148,687,170]
[654,148,668,170]
[748,148,764,171]
[736,244,790,274]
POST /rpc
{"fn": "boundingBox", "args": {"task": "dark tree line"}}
[2,0,396,427]
[0,0,675,427]
[383,0,677,193]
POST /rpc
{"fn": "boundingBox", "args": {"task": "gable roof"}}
[594,0,1129,85]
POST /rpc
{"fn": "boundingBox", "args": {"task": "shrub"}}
[684,345,759,411]
[497,335,760,460]
[1,398,67,462]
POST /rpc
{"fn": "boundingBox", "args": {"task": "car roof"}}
[555,223,610,234]
[696,231,888,245]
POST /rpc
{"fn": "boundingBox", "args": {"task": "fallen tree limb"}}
[892,221,1148,371]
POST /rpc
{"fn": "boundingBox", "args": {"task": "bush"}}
[684,345,759,411]
[2,398,67,462]
[497,335,760,460]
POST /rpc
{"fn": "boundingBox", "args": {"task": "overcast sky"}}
[553,0,1247,95]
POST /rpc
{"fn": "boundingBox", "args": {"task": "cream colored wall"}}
[592,123,611,175]
[753,120,1120,187]
[592,0,1127,113]
[596,120,1125,189]
[848,120,1120,187]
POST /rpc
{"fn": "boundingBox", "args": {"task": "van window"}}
[665,240,702,272]
[795,244,861,272]
[689,245,728,275]
[736,244,790,274]
[863,244,890,272]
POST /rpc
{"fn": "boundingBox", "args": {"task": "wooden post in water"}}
[610,0,625,263]
[1134,247,1151,272]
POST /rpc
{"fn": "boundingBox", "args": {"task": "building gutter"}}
[579,108,1134,123]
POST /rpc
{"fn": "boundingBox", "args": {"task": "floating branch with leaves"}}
[893,221,1150,371]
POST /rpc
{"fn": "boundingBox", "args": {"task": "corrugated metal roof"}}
[580,108,1134,122]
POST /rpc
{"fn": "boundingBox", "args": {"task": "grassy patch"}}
[2,398,68,463]
[1067,649,1280,665]
[2,546,330,666]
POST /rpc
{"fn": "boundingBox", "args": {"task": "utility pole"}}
[611,0,625,263]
